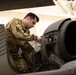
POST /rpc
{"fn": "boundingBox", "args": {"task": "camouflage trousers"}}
[9,53,29,73]
[9,52,40,73]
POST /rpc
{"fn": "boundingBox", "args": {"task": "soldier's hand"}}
[37,36,42,43]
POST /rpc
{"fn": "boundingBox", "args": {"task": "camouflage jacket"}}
[5,18,38,41]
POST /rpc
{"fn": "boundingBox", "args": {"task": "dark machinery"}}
[41,18,76,70]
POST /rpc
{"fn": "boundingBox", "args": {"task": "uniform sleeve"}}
[10,19,38,41]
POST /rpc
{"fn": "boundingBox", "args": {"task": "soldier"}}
[5,12,42,73]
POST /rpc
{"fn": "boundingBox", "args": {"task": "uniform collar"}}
[21,20,28,31]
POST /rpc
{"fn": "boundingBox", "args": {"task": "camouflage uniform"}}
[5,18,39,73]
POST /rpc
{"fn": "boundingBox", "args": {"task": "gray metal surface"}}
[21,60,76,75]
[0,25,16,75]
[0,0,55,11]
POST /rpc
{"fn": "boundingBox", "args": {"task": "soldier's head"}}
[23,12,39,29]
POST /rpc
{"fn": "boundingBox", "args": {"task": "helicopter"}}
[0,0,76,75]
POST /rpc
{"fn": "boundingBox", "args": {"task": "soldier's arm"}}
[15,25,38,41]
[11,19,38,41]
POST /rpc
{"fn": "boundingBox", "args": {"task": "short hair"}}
[24,12,39,22]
